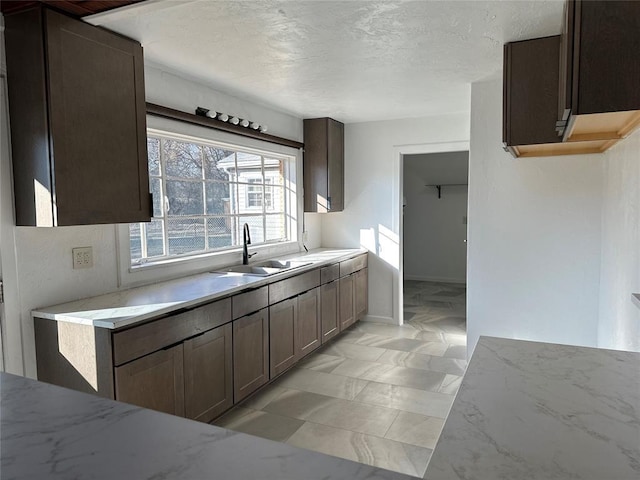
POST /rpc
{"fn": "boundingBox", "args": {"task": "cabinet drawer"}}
[339,254,368,277]
[232,286,268,320]
[320,263,340,284]
[269,269,320,304]
[113,298,231,366]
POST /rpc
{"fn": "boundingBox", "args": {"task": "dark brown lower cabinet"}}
[269,298,298,378]
[355,268,368,321]
[183,323,233,423]
[233,308,269,403]
[297,288,321,358]
[339,274,355,331]
[320,280,339,343]
[114,344,185,417]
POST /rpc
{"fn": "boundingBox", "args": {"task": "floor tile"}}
[287,422,432,477]
[320,341,386,362]
[262,389,338,419]
[263,388,400,436]
[354,381,454,419]
[214,408,304,442]
[352,322,420,340]
[273,367,369,400]
[444,344,467,360]
[385,411,445,449]
[438,374,463,395]
[377,350,466,376]
[331,358,446,392]
[238,385,290,410]
[297,353,346,372]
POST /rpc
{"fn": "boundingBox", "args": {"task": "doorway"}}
[400,150,469,354]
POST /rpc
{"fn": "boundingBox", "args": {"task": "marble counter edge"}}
[31,248,368,329]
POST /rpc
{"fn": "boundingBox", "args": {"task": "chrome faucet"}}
[242,223,257,265]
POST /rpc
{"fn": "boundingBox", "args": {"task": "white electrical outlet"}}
[72,247,93,269]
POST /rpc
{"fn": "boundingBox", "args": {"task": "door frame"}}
[0,71,24,374]
[392,141,470,325]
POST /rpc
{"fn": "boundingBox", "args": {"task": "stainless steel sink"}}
[213,260,311,277]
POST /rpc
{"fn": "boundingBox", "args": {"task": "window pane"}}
[167,217,205,255]
[264,157,284,187]
[266,214,286,241]
[129,223,142,261]
[236,152,262,181]
[239,216,264,244]
[150,177,163,217]
[148,138,160,176]
[164,140,202,179]
[266,186,285,213]
[166,180,204,215]
[146,220,165,257]
[205,182,231,215]
[238,178,263,213]
[204,146,233,181]
[206,217,233,249]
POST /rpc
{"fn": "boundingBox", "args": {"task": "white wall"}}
[322,114,470,324]
[1,59,306,377]
[597,129,640,352]
[403,153,468,283]
[467,79,604,356]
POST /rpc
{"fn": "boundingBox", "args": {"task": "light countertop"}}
[0,372,412,480]
[31,248,365,329]
[425,336,640,480]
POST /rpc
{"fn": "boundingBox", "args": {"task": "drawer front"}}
[113,298,231,366]
[232,286,269,320]
[339,253,368,277]
[320,263,340,284]
[269,269,320,304]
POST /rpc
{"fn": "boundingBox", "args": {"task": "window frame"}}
[116,116,303,288]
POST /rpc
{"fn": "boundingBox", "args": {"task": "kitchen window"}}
[129,130,296,266]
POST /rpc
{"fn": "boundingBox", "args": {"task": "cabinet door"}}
[114,344,185,417]
[184,324,233,423]
[45,9,149,225]
[320,280,340,343]
[326,118,344,212]
[339,274,355,331]
[297,288,321,358]
[233,308,269,403]
[269,298,297,378]
[355,268,368,322]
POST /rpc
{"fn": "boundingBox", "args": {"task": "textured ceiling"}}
[88,0,564,123]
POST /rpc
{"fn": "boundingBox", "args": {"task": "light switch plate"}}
[72,247,93,269]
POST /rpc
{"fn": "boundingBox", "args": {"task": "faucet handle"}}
[248,252,258,260]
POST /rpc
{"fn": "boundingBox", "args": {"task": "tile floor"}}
[214,280,467,478]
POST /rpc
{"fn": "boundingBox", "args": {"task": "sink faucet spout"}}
[242,223,257,265]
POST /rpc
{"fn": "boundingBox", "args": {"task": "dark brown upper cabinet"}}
[4,6,150,226]
[504,1,640,158]
[557,0,640,144]
[303,117,344,213]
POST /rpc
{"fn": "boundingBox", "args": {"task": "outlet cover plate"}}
[72,247,93,269]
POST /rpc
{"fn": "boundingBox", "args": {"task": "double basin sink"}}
[214,259,311,277]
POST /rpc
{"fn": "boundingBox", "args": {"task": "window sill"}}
[116,224,300,289]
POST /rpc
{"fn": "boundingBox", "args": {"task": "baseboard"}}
[404,274,466,284]
[362,315,397,325]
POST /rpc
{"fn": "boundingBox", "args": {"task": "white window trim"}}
[116,115,304,288]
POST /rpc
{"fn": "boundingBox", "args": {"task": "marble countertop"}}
[32,248,365,329]
[0,372,412,480]
[425,336,640,480]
